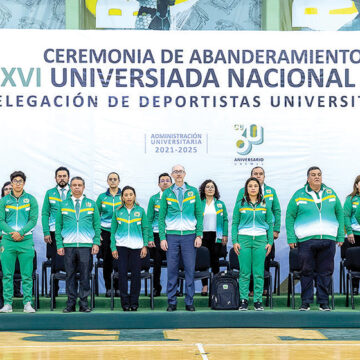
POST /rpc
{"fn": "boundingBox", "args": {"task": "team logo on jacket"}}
[326,189,332,194]
[217,203,222,208]
[86,202,92,207]
[23,198,29,203]
[188,191,194,196]
[266,189,271,194]
[134,212,140,217]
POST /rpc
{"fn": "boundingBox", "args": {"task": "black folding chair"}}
[287,247,335,310]
[50,253,95,310]
[268,243,280,295]
[345,247,360,309]
[0,251,39,310]
[340,238,355,294]
[111,251,154,310]
[229,247,273,308]
[41,243,53,296]
[218,245,230,271]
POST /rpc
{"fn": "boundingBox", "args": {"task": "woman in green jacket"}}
[344,175,360,293]
[111,186,148,311]
[199,179,228,296]
[232,177,273,311]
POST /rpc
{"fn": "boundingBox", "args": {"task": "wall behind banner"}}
[1,29,360,294]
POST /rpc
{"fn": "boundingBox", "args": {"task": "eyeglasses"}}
[172,170,184,174]
[108,178,118,181]
[12,180,24,185]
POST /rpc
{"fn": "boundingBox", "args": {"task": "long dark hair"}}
[241,177,263,205]
[120,186,138,208]
[349,175,360,199]
[1,181,11,198]
[199,179,220,200]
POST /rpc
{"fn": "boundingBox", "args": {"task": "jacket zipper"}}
[252,203,256,241]
[76,200,80,247]
[128,209,131,242]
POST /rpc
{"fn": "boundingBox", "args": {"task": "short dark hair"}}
[199,179,220,200]
[107,172,120,181]
[10,171,26,183]
[251,166,265,177]
[1,181,11,197]
[55,166,70,177]
[307,166,321,177]
[242,177,263,205]
[70,176,85,186]
[158,173,172,184]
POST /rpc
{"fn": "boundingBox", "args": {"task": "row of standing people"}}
[0,165,358,312]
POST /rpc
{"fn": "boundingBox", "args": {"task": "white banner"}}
[1,29,360,290]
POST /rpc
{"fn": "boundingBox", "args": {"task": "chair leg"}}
[291,273,295,310]
[150,274,154,310]
[287,275,291,307]
[350,273,355,309]
[340,262,343,294]
[208,273,213,307]
[91,274,95,309]
[331,276,334,310]
[276,266,280,296]
[111,274,114,310]
[94,264,99,297]
[34,274,39,310]
[346,273,349,307]
[50,274,54,311]
[145,276,148,297]
[41,264,45,297]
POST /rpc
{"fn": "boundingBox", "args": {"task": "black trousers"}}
[149,233,166,291]
[49,232,59,295]
[99,230,117,290]
[201,232,222,286]
[64,247,92,308]
[117,246,141,308]
[298,239,336,305]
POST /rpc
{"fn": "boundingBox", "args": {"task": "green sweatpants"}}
[0,239,34,305]
[238,236,267,302]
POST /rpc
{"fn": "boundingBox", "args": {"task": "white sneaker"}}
[0,304,13,313]
[23,302,35,313]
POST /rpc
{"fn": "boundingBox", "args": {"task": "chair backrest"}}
[341,238,354,259]
[289,248,301,272]
[46,243,53,260]
[229,247,239,271]
[140,251,150,271]
[345,247,360,271]
[195,246,210,271]
[219,244,228,259]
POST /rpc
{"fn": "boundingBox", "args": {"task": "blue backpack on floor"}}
[211,271,240,310]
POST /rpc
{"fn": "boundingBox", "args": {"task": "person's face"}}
[247,180,259,197]
[11,177,25,193]
[107,173,120,189]
[356,181,360,193]
[159,176,172,191]
[70,180,85,197]
[122,189,135,206]
[56,170,69,188]
[251,167,265,186]
[171,166,186,183]
[308,170,322,189]
[3,184,12,196]
[204,182,215,197]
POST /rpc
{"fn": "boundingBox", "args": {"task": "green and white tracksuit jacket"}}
[110,205,149,251]
[158,183,203,241]
[201,199,228,243]
[41,186,71,236]
[344,195,360,236]
[0,190,39,242]
[147,192,161,233]
[55,196,101,248]
[236,184,281,232]
[286,184,344,244]
[96,189,122,231]
[232,199,274,245]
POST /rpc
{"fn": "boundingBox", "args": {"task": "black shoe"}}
[153,289,161,297]
[122,306,130,312]
[319,303,331,311]
[130,306,138,311]
[115,290,121,297]
[299,303,310,311]
[105,290,111,298]
[254,302,264,311]
[167,304,177,312]
[79,306,91,313]
[185,305,195,312]
[239,299,248,311]
[63,306,76,313]
[175,290,183,297]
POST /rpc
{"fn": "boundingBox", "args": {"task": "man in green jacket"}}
[41,166,71,296]
[56,176,100,313]
[159,164,203,312]
[0,171,38,313]
[286,166,344,311]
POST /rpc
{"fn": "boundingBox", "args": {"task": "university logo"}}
[134,212,140,217]
[235,124,264,156]
[86,202,92,207]
[23,198,29,203]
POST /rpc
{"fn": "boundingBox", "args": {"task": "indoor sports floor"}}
[2,328,360,359]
